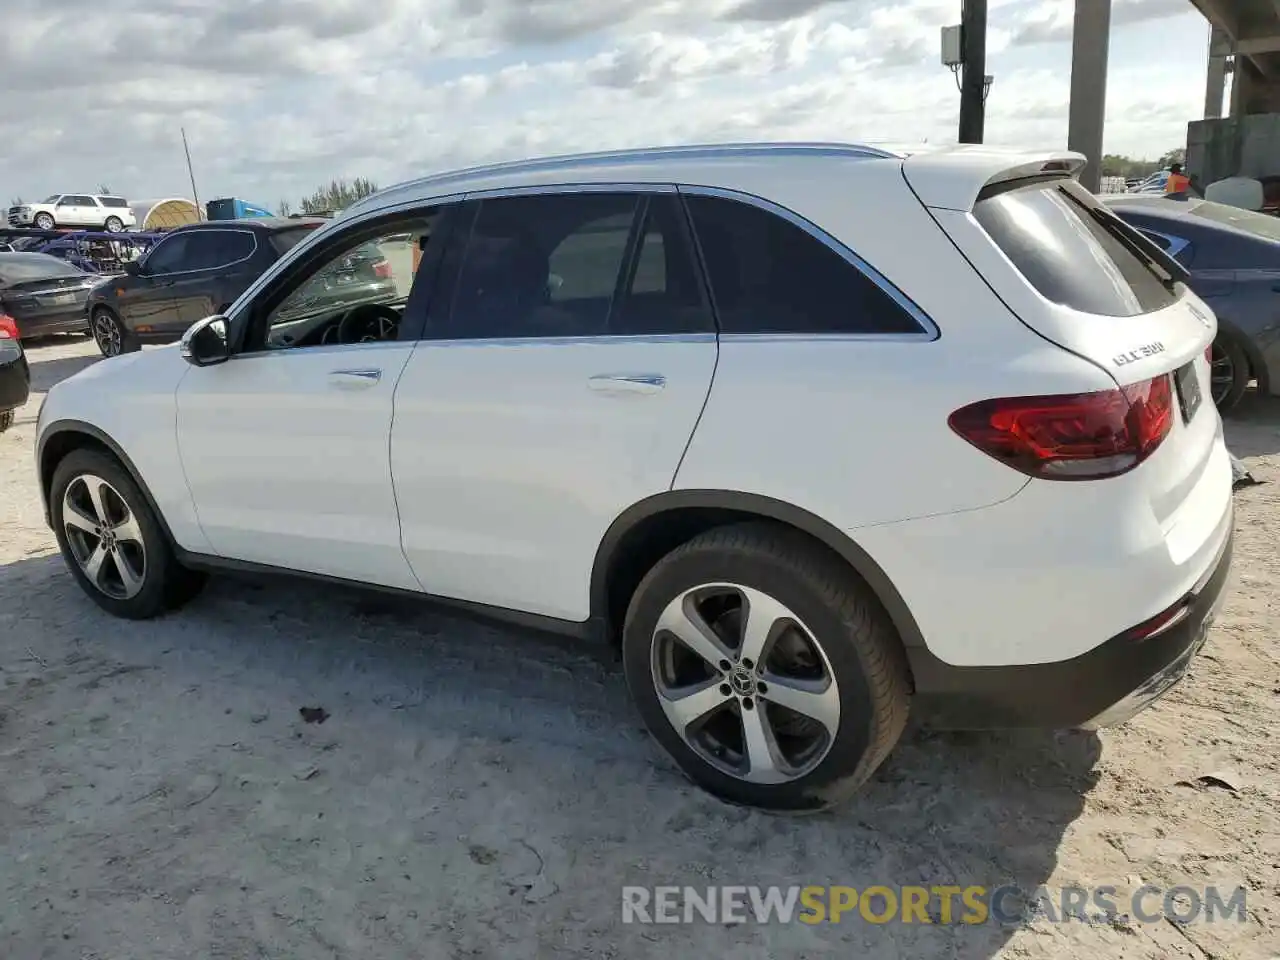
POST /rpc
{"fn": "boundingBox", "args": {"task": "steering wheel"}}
[336,303,401,344]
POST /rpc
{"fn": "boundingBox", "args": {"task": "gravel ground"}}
[2,337,1277,960]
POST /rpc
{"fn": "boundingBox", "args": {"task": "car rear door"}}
[390,189,719,621]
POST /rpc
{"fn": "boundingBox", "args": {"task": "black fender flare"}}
[588,489,927,650]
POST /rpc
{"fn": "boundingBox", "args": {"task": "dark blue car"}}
[1104,194,1280,412]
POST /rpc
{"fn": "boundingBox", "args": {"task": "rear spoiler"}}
[902,147,1087,212]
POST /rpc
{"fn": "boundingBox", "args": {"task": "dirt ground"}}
[1,337,1277,960]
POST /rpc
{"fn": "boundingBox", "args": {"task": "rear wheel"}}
[0,409,13,433]
[50,449,205,619]
[34,212,54,230]
[104,216,124,233]
[92,307,137,358]
[622,522,909,812]
[1210,332,1250,413]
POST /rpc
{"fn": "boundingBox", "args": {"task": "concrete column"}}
[1204,27,1228,118]
[1067,0,1112,192]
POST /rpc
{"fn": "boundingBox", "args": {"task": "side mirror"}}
[124,260,141,276]
[181,315,231,367]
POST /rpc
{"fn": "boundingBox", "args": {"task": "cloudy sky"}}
[2,0,1209,208]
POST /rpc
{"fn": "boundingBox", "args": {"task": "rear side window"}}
[973,179,1179,317]
[98,197,129,208]
[684,195,924,335]
[269,226,322,255]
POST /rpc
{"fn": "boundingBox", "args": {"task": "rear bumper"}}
[13,308,89,336]
[0,351,31,411]
[907,509,1233,729]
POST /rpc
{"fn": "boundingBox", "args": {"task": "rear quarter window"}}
[98,197,130,208]
[973,179,1179,317]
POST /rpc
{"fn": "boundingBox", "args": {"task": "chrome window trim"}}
[145,228,260,278]
[463,182,676,201]
[679,185,939,341]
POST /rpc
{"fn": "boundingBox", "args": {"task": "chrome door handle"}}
[588,374,666,395]
[328,368,382,389]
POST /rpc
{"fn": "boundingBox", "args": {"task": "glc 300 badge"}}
[1114,342,1165,366]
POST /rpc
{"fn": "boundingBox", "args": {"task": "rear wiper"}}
[1058,186,1190,288]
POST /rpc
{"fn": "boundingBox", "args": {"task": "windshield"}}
[41,195,60,203]
[1189,200,1280,242]
[0,253,85,283]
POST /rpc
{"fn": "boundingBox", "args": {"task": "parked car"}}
[1127,170,1171,194]
[83,217,398,357]
[1105,194,1280,411]
[7,195,137,232]
[35,143,1233,811]
[0,253,98,338]
[0,312,30,433]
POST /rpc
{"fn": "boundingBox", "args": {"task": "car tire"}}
[104,216,124,233]
[50,448,206,619]
[1210,331,1250,413]
[34,212,55,230]
[622,521,910,812]
[0,409,13,433]
[91,307,138,358]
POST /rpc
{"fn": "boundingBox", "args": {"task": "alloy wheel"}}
[93,312,122,357]
[1209,342,1236,407]
[62,474,147,600]
[650,583,840,785]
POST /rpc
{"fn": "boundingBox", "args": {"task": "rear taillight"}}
[0,313,18,340]
[948,375,1174,480]
[373,259,393,279]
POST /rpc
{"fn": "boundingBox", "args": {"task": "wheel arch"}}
[1216,318,1269,396]
[590,490,927,656]
[38,420,177,546]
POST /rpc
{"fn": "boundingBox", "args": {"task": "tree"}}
[9,196,22,206]
[299,177,379,214]
[277,198,294,217]
[97,183,112,195]
[1156,147,1186,169]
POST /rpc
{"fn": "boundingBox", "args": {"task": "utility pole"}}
[958,0,988,143]
[181,127,203,220]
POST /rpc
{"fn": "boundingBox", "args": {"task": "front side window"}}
[143,234,192,274]
[262,216,432,350]
[437,192,639,340]
[685,194,925,336]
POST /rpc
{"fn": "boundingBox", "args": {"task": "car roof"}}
[339,141,1084,219]
[174,217,325,233]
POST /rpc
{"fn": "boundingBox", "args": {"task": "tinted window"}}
[98,196,130,208]
[63,195,95,205]
[439,193,638,339]
[0,253,84,283]
[144,234,192,274]
[269,226,323,255]
[973,179,1178,317]
[685,195,924,335]
[611,196,714,336]
[201,230,256,268]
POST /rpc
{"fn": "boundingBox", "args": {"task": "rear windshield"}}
[0,253,85,283]
[269,226,321,255]
[1189,200,1280,242]
[973,178,1180,317]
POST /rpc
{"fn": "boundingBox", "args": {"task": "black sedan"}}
[1104,195,1280,411]
[0,252,98,338]
[0,313,30,433]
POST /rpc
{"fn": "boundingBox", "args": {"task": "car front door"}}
[115,231,199,331]
[166,228,263,333]
[173,209,444,589]
[391,189,719,621]
[56,195,89,226]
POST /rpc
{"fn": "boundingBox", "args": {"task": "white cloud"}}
[0,0,1204,207]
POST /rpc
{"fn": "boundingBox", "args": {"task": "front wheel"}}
[104,216,124,233]
[34,212,54,230]
[91,308,138,358]
[50,449,205,619]
[0,409,13,433]
[622,522,910,812]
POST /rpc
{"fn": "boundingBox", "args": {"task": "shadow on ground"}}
[1224,389,1280,459]
[23,340,101,393]
[0,552,1096,959]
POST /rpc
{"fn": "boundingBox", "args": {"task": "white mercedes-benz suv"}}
[35,143,1234,811]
